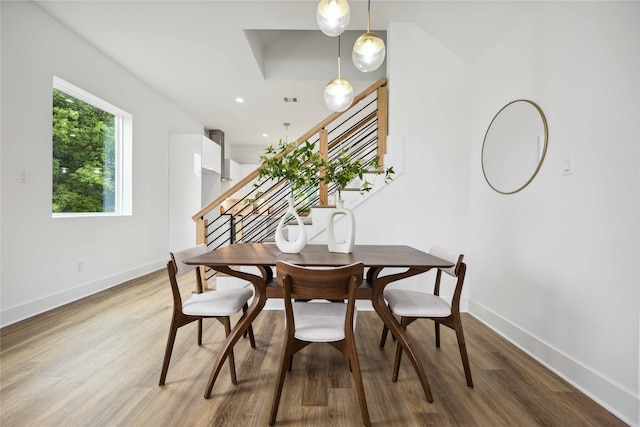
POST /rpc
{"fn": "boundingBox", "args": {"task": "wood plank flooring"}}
[1,270,626,426]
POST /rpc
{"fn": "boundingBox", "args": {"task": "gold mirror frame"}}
[481,99,548,195]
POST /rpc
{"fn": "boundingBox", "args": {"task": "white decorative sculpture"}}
[327,199,355,254]
[275,196,307,254]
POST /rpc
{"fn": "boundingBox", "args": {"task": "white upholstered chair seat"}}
[159,244,256,387]
[379,245,473,389]
[292,301,357,342]
[182,287,253,317]
[383,289,451,318]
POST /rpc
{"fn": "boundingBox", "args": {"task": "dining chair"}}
[380,245,473,388]
[269,261,370,427]
[159,244,256,386]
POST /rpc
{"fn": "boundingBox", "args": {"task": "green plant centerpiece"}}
[253,141,394,254]
[254,139,324,210]
[321,150,395,203]
[254,139,324,253]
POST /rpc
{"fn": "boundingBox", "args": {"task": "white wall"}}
[344,21,472,294]
[468,3,639,424]
[0,1,204,326]
[168,134,222,253]
[350,2,639,425]
[308,20,473,303]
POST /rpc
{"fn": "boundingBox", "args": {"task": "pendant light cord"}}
[337,35,342,78]
[367,0,371,32]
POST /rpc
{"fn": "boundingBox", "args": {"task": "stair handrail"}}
[192,77,387,222]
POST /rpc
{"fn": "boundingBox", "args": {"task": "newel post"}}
[194,217,209,289]
[319,128,329,206]
[196,218,207,245]
[376,85,388,163]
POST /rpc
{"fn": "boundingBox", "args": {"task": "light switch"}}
[18,170,29,183]
[561,156,573,176]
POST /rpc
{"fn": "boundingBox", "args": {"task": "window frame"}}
[52,76,132,218]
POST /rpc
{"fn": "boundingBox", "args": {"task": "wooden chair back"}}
[275,261,364,300]
[430,245,466,314]
[276,261,364,337]
[168,244,209,300]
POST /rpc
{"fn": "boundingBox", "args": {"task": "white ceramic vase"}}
[275,196,307,253]
[327,198,355,254]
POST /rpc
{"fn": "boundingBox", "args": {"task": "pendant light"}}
[316,0,351,37]
[324,36,354,112]
[352,0,385,72]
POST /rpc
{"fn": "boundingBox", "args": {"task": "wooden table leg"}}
[203,266,268,399]
[369,267,434,403]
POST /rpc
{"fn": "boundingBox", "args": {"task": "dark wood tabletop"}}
[184,243,454,270]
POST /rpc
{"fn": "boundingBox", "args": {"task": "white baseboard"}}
[0,260,166,328]
[468,300,637,426]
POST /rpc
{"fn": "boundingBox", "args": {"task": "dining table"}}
[184,242,454,403]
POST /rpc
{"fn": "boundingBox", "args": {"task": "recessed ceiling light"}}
[236,97,244,103]
[262,133,268,138]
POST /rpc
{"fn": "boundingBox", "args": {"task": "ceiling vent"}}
[283,97,298,103]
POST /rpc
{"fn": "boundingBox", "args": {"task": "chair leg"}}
[198,318,203,346]
[269,341,293,425]
[381,315,399,347]
[453,317,473,388]
[247,324,256,348]
[391,317,409,382]
[380,324,389,348]
[159,319,179,386]
[242,303,257,348]
[347,341,371,427]
[435,320,441,348]
[222,317,238,385]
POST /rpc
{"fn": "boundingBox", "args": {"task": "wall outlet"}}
[76,261,84,272]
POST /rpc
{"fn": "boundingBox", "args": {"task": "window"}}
[52,77,132,217]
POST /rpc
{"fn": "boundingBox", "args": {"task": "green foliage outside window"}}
[52,89,116,213]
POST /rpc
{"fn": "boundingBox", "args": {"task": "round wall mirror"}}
[481,99,548,194]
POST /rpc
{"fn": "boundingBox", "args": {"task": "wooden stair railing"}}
[192,77,388,248]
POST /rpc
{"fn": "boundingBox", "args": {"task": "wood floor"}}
[1,270,625,427]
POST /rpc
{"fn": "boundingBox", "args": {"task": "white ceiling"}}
[33,0,537,162]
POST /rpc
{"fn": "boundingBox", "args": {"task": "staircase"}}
[192,77,389,250]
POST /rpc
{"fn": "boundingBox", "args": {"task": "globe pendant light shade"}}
[352,32,385,72]
[324,77,354,112]
[316,0,351,37]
